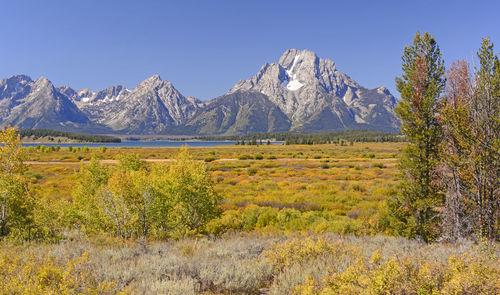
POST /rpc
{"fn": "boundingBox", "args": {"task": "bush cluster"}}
[205,206,381,235]
[0,248,125,294]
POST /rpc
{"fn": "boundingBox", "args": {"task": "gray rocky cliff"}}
[229,49,399,132]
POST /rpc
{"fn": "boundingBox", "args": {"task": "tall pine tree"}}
[469,39,500,240]
[439,39,500,241]
[389,32,445,242]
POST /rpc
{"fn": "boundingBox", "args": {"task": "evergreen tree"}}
[389,32,445,242]
[472,39,500,240]
[439,38,499,241]
[439,59,475,240]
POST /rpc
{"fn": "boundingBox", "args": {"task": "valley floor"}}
[3,142,498,294]
[26,143,401,234]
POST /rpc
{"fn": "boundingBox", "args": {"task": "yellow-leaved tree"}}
[0,126,33,239]
[71,147,221,239]
[154,147,222,238]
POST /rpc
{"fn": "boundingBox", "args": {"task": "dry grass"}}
[11,143,499,294]
[25,143,401,231]
[3,233,497,294]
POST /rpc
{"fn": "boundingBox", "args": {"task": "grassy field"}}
[2,233,498,294]
[26,143,403,235]
[6,142,497,294]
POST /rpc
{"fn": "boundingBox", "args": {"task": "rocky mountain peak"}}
[93,85,126,102]
[277,49,338,91]
[0,74,93,131]
[0,50,401,134]
[92,75,202,133]
[278,49,324,69]
[57,86,77,99]
[377,86,390,95]
[142,74,163,84]
[6,74,33,84]
[71,88,95,103]
[32,77,56,96]
[0,75,33,100]
[228,49,399,131]
[135,75,175,92]
[78,88,94,96]
[34,76,51,86]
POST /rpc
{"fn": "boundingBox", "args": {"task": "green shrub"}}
[351,183,366,192]
[247,167,258,176]
[204,156,216,162]
[239,154,253,160]
[372,162,386,169]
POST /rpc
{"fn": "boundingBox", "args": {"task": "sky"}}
[1,0,499,100]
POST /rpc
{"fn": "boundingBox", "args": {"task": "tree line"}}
[388,32,499,242]
[20,129,121,143]
[198,130,405,145]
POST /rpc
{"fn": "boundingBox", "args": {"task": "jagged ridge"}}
[0,49,400,135]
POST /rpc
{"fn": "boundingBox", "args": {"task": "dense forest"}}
[20,129,121,143]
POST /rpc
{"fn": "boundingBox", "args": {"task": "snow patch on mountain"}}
[284,54,304,91]
[286,80,304,91]
[228,48,400,132]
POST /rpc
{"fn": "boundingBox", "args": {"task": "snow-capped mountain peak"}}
[229,48,399,131]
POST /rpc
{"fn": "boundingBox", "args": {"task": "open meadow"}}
[0,142,497,294]
[25,142,402,235]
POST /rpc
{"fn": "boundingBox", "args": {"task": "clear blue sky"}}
[1,0,498,100]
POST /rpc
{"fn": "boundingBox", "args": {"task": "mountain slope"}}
[185,91,291,135]
[229,49,399,132]
[95,75,204,134]
[74,86,131,122]
[0,75,95,131]
[0,49,400,135]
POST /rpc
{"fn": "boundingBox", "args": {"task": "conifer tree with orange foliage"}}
[389,32,445,242]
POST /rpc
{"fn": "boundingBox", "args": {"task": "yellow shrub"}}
[263,237,359,273]
[292,251,500,295]
[442,254,500,294]
[0,249,127,294]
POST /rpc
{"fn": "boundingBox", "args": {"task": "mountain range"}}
[0,49,400,135]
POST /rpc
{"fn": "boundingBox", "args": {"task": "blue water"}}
[23,140,281,148]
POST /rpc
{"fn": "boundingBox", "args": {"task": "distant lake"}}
[23,140,282,148]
